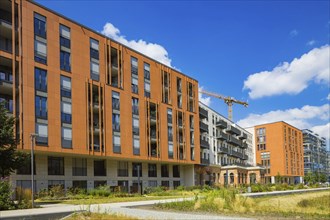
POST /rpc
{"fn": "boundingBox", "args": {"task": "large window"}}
[72,158,87,176]
[133,136,140,155]
[61,127,72,148]
[144,63,151,97]
[94,160,106,176]
[35,96,47,118]
[161,164,169,177]
[35,68,47,91]
[113,134,121,153]
[132,162,142,177]
[48,157,64,175]
[59,24,71,72]
[90,38,99,81]
[148,164,157,177]
[117,161,128,177]
[173,165,180,178]
[36,123,48,145]
[34,13,47,64]
[131,57,138,94]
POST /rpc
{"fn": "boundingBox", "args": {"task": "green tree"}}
[275,172,283,184]
[0,103,28,178]
[304,171,316,184]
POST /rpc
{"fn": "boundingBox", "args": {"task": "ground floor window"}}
[161,180,169,188]
[118,180,128,192]
[148,180,158,187]
[94,180,107,188]
[48,180,65,189]
[173,180,181,189]
[72,180,87,189]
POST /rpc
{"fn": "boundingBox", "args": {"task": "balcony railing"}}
[200,138,209,149]
[218,146,229,154]
[239,133,248,140]
[199,107,208,119]
[216,131,228,140]
[216,119,227,129]
[227,135,242,146]
[227,125,241,136]
[200,121,208,132]
[201,158,210,165]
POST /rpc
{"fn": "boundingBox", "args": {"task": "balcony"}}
[0,77,13,96]
[216,131,228,140]
[243,154,248,160]
[218,146,229,154]
[216,119,227,129]
[200,138,209,149]
[241,142,248,149]
[200,121,208,133]
[227,125,241,136]
[199,107,208,119]
[227,135,242,146]
[231,150,243,159]
[201,158,210,165]
[239,133,247,140]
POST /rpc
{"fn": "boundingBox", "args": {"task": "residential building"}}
[196,102,264,186]
[302,129,327,176]
[2,0,200,192]
[251,121,304,184]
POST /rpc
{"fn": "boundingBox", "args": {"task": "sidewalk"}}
[0,198,252,220]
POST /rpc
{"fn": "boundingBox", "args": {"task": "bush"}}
[15,187,32,209]
[0,179,15,210]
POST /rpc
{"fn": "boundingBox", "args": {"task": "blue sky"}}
[37,0,329,147]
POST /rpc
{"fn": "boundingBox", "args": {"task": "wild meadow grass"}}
[156,188,330,219]
[67,212,138,220]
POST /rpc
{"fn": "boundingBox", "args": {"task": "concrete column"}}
[271,176,275,184]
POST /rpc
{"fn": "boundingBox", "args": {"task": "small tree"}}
[275,172,283,184]
[0,103,28,178]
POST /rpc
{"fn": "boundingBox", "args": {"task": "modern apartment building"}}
[197,102,264,185]
[1,0,200,192]
[251,121,304,184]
[302,129,327,176]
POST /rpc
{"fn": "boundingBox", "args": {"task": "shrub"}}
[15,187,32,209]
[0,179,15,210]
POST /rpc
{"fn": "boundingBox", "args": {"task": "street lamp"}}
[30,133,38,208]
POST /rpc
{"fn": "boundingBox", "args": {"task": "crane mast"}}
[199,90,248,121]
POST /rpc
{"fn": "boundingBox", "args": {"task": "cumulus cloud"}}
[243,45,330,99]
[198,87,211,106]
[237,104,329,129]
[289,29,299,37]
[102,22,172,67]
[327,93,330,100]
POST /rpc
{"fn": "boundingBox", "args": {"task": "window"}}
[148,164,157,177]
[35,96,47,118]
[168,143,173,159]
[73,181,87,189]
[90,60,99,81]
[161,181,169,188]
[90,38,99,81]
[48,180,64,189]
[35,68,47,91]
[61,127,72,148]
[94,160,106,176]
[112,113,120,131]
[34,40,47,64]
[60,75,71,97]
[132,162,142,177]
[133,136,140,155]
[61,102,72,123]
[132,98,139,115]
[148,180,157,187]
[173,165,180,178]
[34,13,46,38]
[17,157,35,175]
[60,51,71,72]
[90,38,99,59]
[112,91,120,110]
[173,181,181,189]
[133,118,139,135]
[72,158,87,176]
[131,57,138,94]
[161,164,169,177]
[60,25,70,47]
[162,71,170,104]
[117,161,128,177]
[36,123,48,145]
[48,156,64,175]
[113,134,121,153]
[94,181,107,188]
[144,63,150,97]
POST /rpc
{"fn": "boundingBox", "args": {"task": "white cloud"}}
[306,40,316,46]
[102,22,172,67]
[290,29,299,37]
[243,45,330,99]
[237,104,329,129]
[327,93,330,100]
[198,87,211,106]
[311,123,330,143]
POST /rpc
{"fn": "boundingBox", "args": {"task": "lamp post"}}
[30,133,37,208]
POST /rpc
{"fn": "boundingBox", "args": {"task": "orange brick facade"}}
[2,0,200,191]
[254,122,304,184]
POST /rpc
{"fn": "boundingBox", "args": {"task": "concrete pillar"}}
[271,176,275,184]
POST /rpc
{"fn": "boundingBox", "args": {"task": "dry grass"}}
[66,212,138,220]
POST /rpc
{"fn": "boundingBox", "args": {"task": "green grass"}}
[156,188,330,219]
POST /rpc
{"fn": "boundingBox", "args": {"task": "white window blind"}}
[35,40,47,55]
[132,78,138,85]
[131,58,138,66]
[133,138,140,147]
[114,135,120,145]
[112,92,120,99]
[144,64,150,71]
[62,127,72,140]
[61,76,71,90]
[145,82,150,91]
[34,13,46,22]
[169,144,173,152]
[37,123,48,137]
[90,39,99,50]
[133,118,139,127]
[62,102,72,114]
[91,62,99,73]
[60,25,70,39]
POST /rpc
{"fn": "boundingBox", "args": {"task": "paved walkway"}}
[0,198,252,220]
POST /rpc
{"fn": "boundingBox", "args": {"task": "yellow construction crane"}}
[199,90,248,121]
